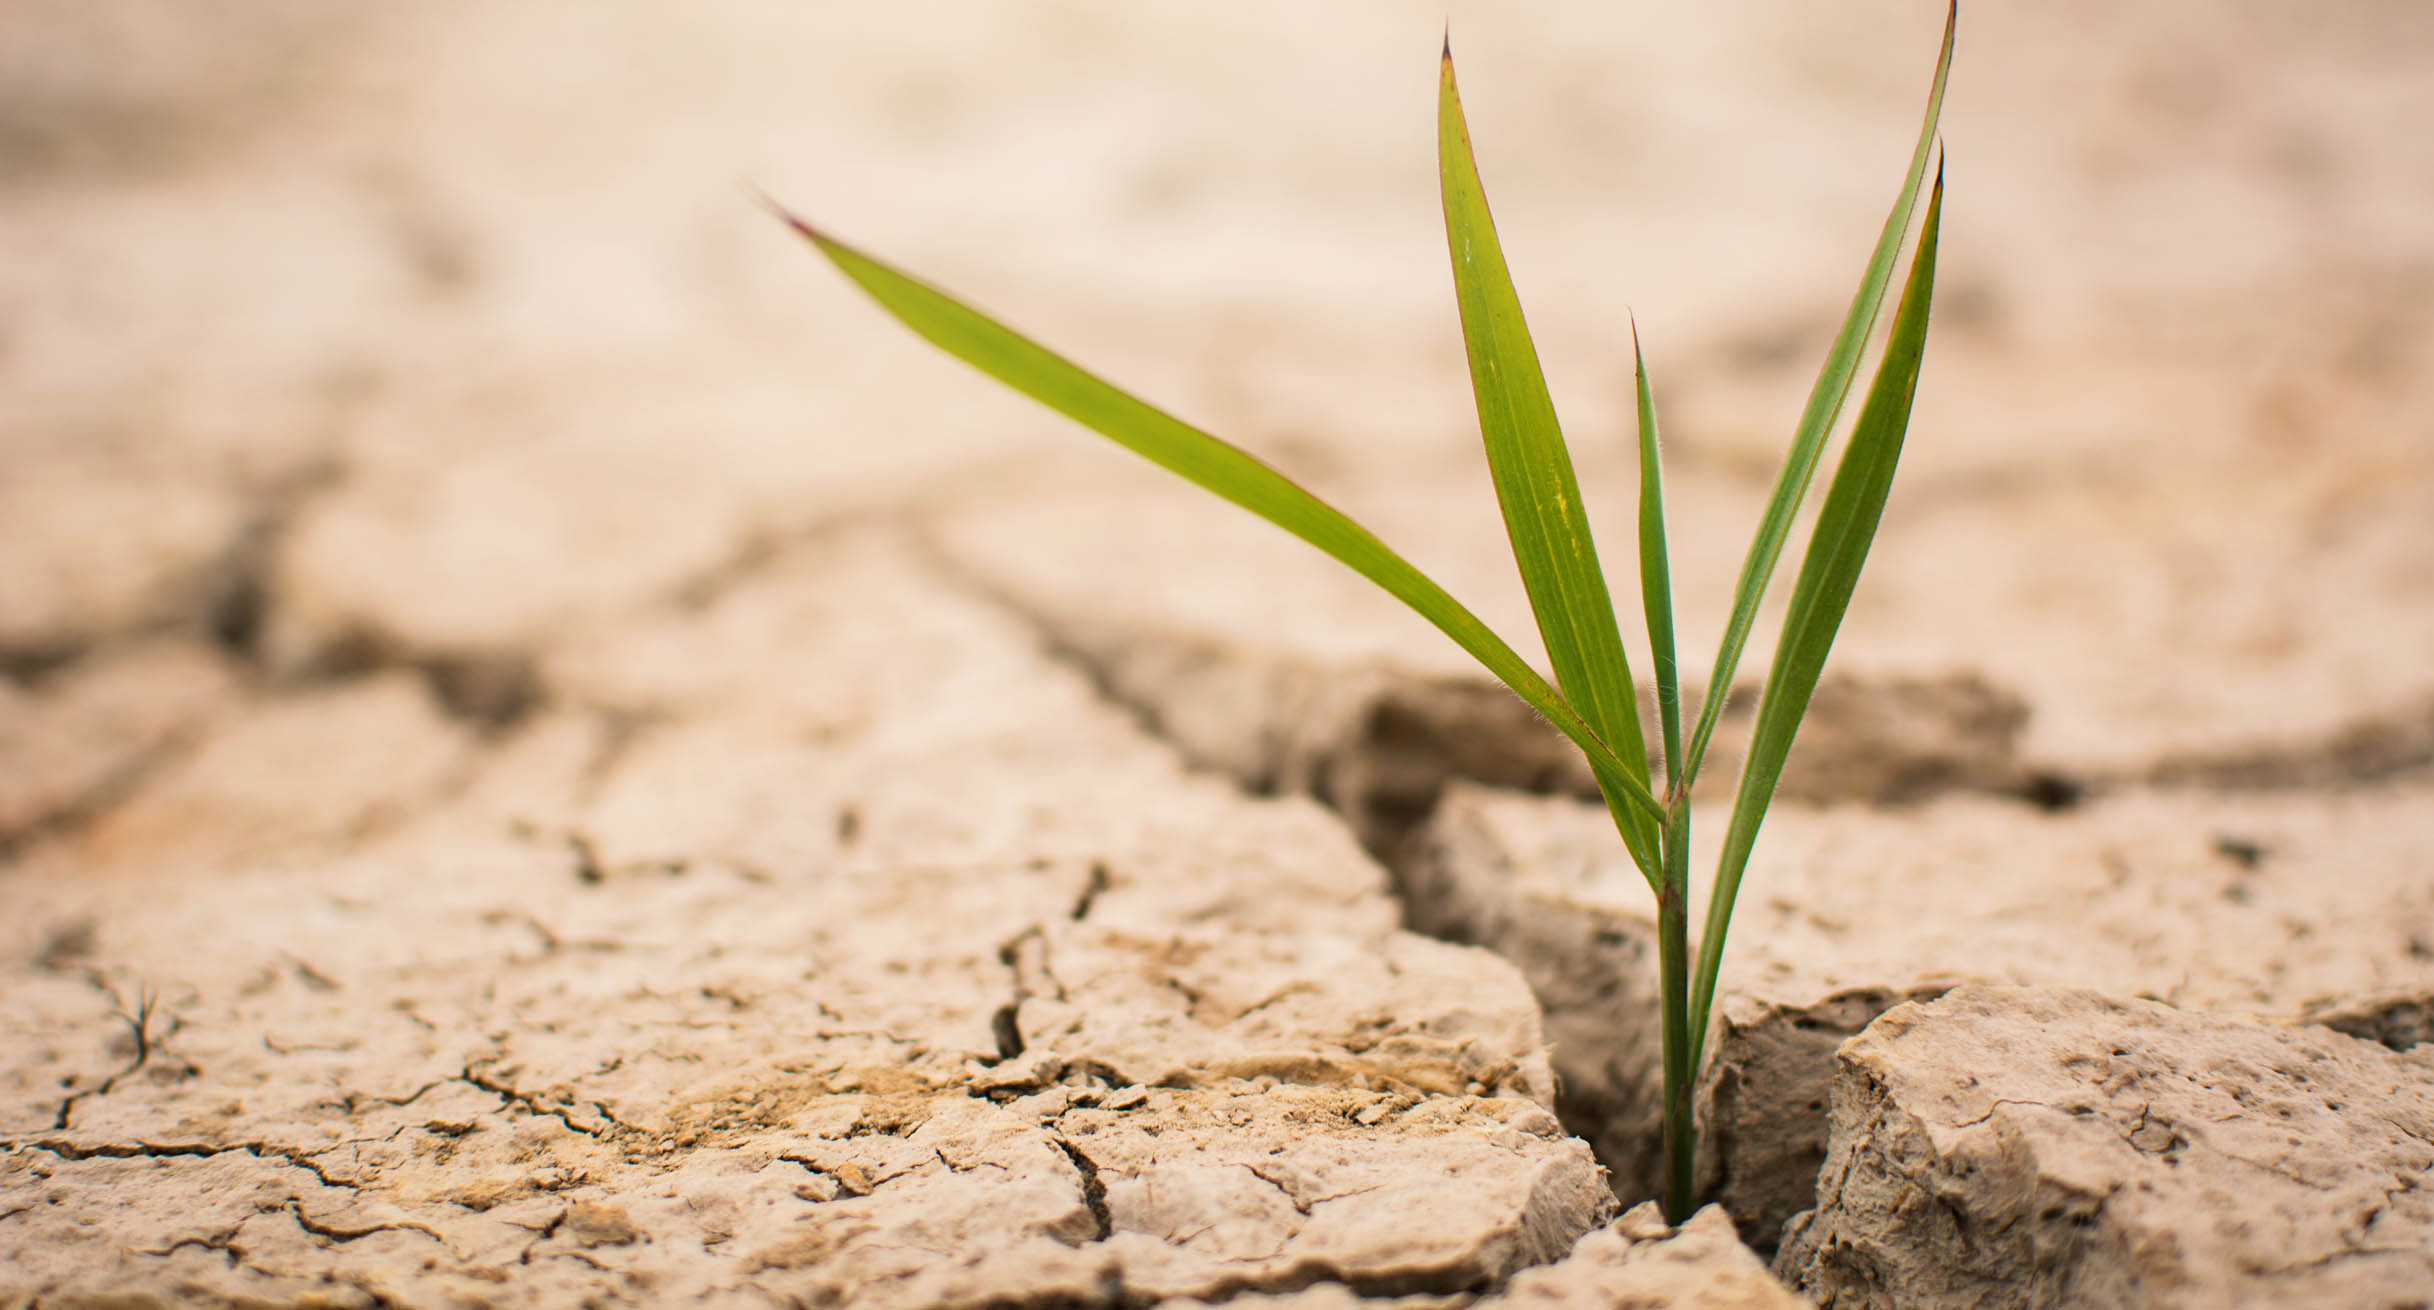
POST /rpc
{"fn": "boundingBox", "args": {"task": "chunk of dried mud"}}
[1779,985,2434,1308]
[1003,921,1557,1106]
[1489,1202,1806,1310]
[1046,1085,1611,1301]
[1194,1202,1801,1309]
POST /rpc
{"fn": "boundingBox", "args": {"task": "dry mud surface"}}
[1781,986,2434,1308]
[5,3,2433,1307]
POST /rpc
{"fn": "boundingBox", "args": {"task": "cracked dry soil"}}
[6,3,2434,1307]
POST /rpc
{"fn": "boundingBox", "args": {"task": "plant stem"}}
[1656,798,1696,1225]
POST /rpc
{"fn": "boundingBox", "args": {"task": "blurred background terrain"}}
[6,0,2430,841]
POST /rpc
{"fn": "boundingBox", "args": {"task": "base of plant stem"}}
[1655,844,1697,1226]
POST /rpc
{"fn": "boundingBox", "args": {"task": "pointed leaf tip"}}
[1439,46,1662,873]
[761,194,827,247]
[1676,0,1953,791]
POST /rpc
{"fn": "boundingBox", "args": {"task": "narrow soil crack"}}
[196,469,331,667]
[1069,860,1112,923]
[286,1199,448,1248]
[210,458,555,735]
[0,639,86,686]
[1172,1259,1501,1304]
[1050,1134,1113,1244]
[987,923,1073,1068]
[1243,1163,1314,1217]
[0,462,335,696]
[51,976,191,1130]
[458,1063,622,1141]
[143,1227,249,1263]
[12,1137,358,1190]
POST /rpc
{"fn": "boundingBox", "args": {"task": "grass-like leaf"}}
[1690,165,1946,1049]
[1439,47,1659,880]
[1679,2,1955,790]
[770,205,1665,829]
[1631,322,1682,797]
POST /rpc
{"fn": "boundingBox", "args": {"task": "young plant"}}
[776,10,1952,1225]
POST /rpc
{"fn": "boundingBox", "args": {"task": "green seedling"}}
[777,9,1951,1225]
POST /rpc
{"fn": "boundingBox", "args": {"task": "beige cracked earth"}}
[5,3,2433,1307]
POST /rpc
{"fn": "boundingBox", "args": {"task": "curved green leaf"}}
[1630,321,1682,798]
[1690,165,1945,1048]
[1680,2,1955,790]
[772,203,1666,833]
[1439,47,1658,878]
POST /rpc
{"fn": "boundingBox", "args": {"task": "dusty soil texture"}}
[1779,986,2434,1308]
[1405,777,2434,1253]
[5,2,2432,1307]
[1167,1203,1801,1310]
